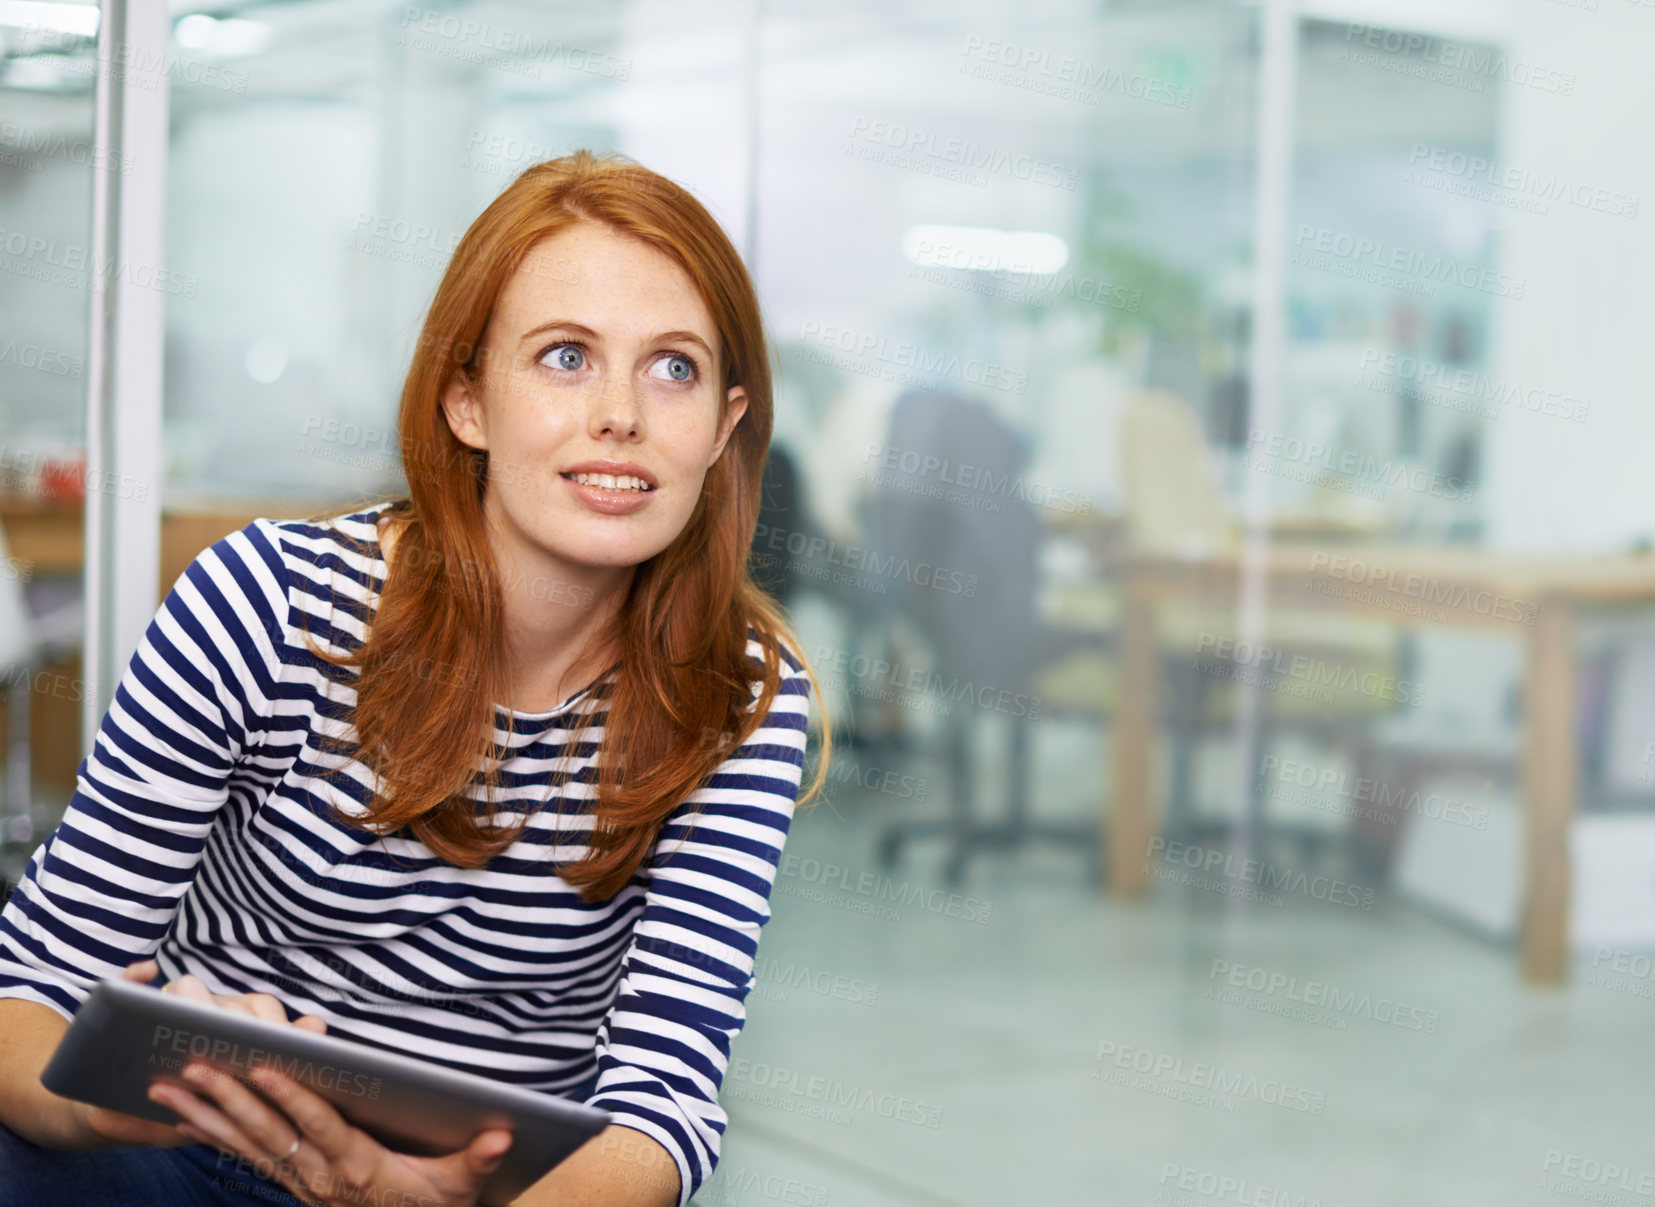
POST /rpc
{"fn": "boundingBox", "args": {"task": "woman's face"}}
[441,220,747,577]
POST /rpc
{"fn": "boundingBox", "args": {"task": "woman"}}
[0,149,830,1207]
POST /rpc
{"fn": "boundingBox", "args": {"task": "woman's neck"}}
[379,506,634,714]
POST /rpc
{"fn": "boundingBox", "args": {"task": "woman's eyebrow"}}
[517,321,714,360]
[518,320,598,345]
[655,330,715,359]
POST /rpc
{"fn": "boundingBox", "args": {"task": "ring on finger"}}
[276,1134,301,1161]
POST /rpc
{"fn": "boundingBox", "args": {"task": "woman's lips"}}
[560,472,655,515]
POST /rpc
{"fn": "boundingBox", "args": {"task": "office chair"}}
[863,389,1108,886]
[749,442,806,609]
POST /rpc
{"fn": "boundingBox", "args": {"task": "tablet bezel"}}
[41,977,613,1206]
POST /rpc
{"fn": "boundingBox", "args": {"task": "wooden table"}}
[0,494,351,598]
[0,494,350,793]
[1094,539,1655,986]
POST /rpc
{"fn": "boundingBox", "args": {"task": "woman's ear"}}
[441,371,489,451]
[709,385,749,467]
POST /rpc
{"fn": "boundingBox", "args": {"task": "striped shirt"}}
[0,502,812,1205]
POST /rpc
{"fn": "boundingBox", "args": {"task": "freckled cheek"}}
[655,412,724,467]
[495,395,580,473]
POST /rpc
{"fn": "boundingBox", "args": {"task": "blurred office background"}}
[5,0,1655,1202]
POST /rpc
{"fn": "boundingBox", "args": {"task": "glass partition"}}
[0,3,100,882]
[5,1,1652,1203]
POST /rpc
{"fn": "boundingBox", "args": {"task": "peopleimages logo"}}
[1291,223,1526,300]
[1092,1041,1327,1115]
[1156,1163,1342,1207]
[22,20,250,93]
[1260,755,1490,830]
[1405,142,1639,219]
[1540,1150,1655,1198]
[1354,348,1590,424]
[753,956,880,1007]
[800,320,1028,395]
[0,228,199,298]
[1308,550,1537,628]
[861,440,1093,516]
[1194,632,1425,708]
[147,1026,383,1101]
[1,665,110,706]
[0,123,134,175]
[1340,24,1576,95]
[1206,959,1441,1033]
[1586,946,1655,1000]
[846,115,1080,191]
[957,35,1193,109]
[777,853,992,924]
[826,755,932,803]
[750,520,979,598]
[904,233,1141,312]
[1146,837,1376,911]
[398,7,631,80]
[0,337,83,378]
[726,1058,943,1129]
[1243,428,1475,503]
[699,1167,830,1207]
[813,644,1043,719]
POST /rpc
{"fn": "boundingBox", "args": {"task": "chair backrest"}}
[750,442,804,607]
[864,389,1042,691]
[1119,388,1233,557]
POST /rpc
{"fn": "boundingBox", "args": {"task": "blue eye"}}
[542,343,585,371]
[652,354,696,383]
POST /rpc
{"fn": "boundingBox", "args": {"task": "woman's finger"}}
[417,1127,514,1197]
[237,992,289,1025]
[149,1077,272,1170]
[462,1127,515,1178]
[244,1065,360,1170]
[161,976,273,1023]
[174,1063,312,1167]
[247,1066,401,1205]
[162,974,215,1004]
[134,964,325,1036]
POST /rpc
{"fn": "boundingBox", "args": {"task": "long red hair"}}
[304,149,829,901]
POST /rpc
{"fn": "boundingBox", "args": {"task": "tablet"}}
[41,977,612,1206]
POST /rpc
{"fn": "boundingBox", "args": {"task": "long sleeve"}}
[585,645,812,1206]
[0,521,290,1020]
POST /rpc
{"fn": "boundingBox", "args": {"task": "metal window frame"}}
[82,0,167,746]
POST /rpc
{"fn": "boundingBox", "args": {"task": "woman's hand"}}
[115,958,514,1207]
[153,1060,513,1207]
[70,958,331,1150]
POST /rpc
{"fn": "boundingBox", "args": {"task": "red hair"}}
[306,149,829,901]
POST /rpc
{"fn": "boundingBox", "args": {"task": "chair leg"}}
[941,711,976,885]
[876,706,1103,887]
[876,711,968,869]
[944,711,1103,886]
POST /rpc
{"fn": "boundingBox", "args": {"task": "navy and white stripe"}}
[0,503,811,1205]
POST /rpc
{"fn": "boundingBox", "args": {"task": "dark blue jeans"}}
[0,1123,311,1206]
[0,1072,601,1206]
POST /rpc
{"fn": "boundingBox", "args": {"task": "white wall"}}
[1481,1,1655,553]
